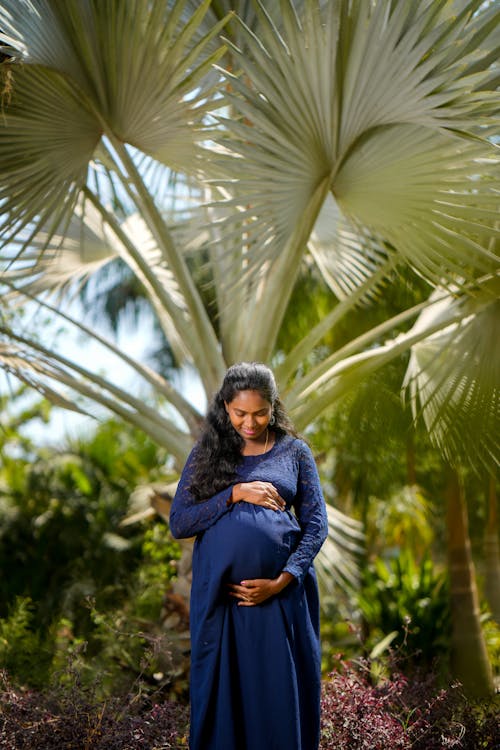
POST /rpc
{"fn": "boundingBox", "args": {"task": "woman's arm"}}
[169,448,234,539]
[282,441,328,585]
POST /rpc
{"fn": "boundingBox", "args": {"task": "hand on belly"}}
[227,571,295,606]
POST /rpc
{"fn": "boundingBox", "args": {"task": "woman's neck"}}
[241,429,275,456]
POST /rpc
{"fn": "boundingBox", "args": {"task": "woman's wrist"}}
[274,571,295,592]
[230,483,243,504]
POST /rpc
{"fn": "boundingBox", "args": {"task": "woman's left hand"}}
[227,572,294,606]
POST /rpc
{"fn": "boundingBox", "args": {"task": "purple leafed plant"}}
[0,671,189,750]
[1,662,499,749]
[319,657,500,750]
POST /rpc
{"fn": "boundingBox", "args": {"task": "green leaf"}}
[369,630,399,660]
[212,0,500,286]
[403,278,500,473]
[0,64,100,249]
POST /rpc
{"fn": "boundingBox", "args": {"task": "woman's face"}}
[225,389,272,442]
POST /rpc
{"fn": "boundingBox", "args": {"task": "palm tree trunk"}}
[446,468,494,697]
[484,475,500,625]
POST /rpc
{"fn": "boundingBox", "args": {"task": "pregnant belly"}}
[202,503,301,582]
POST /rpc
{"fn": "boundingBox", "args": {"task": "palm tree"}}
[485,476,500,625]
[445,468,494,696]
[0,0,499,692]
[404,287,498,694]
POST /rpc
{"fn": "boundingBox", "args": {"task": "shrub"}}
[357,550,451,673]
[320,657,500,750]
[0,598,53,689]
[0,670,189,750]
[2,657,499,749]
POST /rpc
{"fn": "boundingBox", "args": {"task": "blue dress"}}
[170,434,328,750]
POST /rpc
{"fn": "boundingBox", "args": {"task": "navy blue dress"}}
[170,434,328,750]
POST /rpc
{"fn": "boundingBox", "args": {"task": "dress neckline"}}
[240,433,284,460]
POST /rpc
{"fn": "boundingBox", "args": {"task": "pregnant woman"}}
[170,362,328,750]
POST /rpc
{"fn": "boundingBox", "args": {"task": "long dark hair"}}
[189,362,298,501]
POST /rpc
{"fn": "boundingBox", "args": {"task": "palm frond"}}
[287,289,467,429]
[403,278,500,473]
[333,124,500,279]
[0,64,100,250]
[308,192,391,300]
[0,327,193,466]
[211,0,500,293]
[275,256,398,386]
[0,342,92,416]
[0,0,228,255]
[2,195,119,303]
[315,503,365,596]
[0,0,227,164]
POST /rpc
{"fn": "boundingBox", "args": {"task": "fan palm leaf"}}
[2,196,121,304]
[0,0,226,166]
[0,63,100,249]
[0,0,230,392]
[0,327,193,465]
[307,193,391,301]
[315,504,365,593]
[211,0,499,356]
[403,277,500,472]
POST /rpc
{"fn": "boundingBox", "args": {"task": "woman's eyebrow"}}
[233,408,268,414]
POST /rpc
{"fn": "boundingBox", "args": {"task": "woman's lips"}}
[242,429,258,437]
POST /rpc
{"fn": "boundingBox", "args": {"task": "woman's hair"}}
[189,362,298,501]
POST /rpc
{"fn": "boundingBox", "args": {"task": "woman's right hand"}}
[231,481,286,512]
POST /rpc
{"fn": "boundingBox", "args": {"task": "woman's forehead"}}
[228,389,271,409]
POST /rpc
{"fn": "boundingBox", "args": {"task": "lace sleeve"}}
[169,448,233,539]
[283,441,328,585]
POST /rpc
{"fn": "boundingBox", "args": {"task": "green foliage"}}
[366,485,435,560]
[63,524,184,698]
[0,409,186,696]
[134,524,181,620]
[481,611,500,680]
[357,551,451,673]
[0,597,51,688]
[0,416,170,625]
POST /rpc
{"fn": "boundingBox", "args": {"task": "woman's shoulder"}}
[276,433,310,455]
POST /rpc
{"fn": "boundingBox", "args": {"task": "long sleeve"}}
[283,441,328,585]
[169,447,233,539]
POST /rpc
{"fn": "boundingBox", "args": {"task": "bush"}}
[0,598,52,689]
[320,657,500,750]
[0,523,185,699]
[2,658,499,750]
[357,550,450,673]
[0,670,189,750]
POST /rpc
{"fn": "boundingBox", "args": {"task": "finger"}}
[262,495,281,511]
[267,485,284,503]
[228,585,246,595]
[265,501,280,512]
[241,579,266,587]
[229,591,249,601]
[266,489,285,509]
